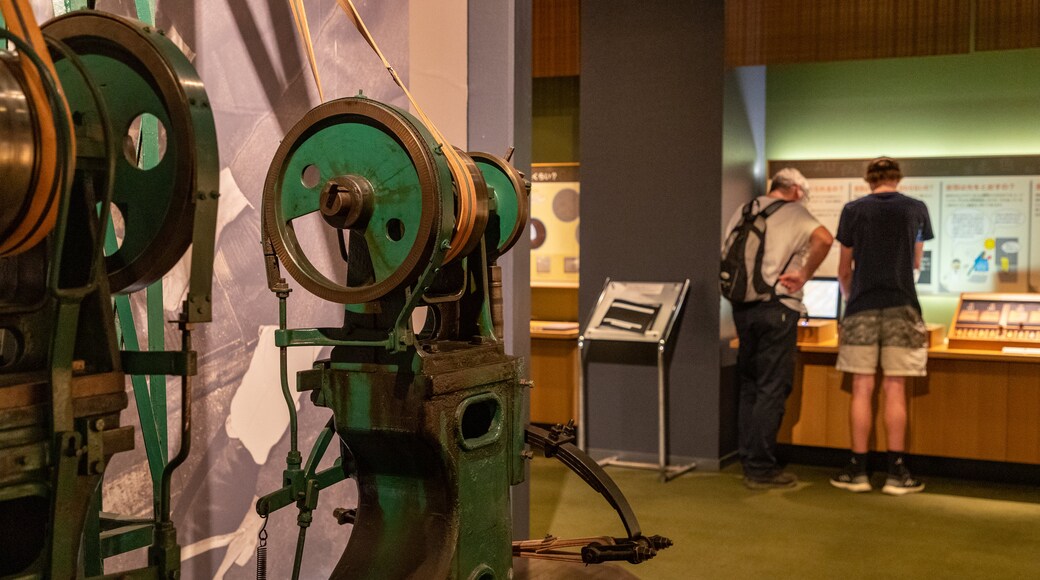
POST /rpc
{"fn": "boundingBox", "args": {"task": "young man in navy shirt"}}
[831,157,933,495]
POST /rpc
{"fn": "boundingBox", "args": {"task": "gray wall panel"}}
[580,1,725,461]
[468,0,533,540]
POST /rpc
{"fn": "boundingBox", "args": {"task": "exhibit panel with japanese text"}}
[772,157,1040,295]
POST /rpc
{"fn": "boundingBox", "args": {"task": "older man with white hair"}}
[721,168,833,489]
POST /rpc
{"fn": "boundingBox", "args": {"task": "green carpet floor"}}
[528,457,1040,579]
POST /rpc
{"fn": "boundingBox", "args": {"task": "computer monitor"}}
[801,278,841,320]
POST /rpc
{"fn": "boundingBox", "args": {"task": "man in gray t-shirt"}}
[722,168,833,489]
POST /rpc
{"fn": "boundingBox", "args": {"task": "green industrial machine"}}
[0,6,218,579]
[258,96,671,578]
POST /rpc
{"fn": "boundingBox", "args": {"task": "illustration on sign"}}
[530,163,580,286]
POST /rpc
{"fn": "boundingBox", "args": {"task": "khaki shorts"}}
[837,305,928,377]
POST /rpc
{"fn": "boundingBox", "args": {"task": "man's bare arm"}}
[778,226,834,292]
[837,244,854,298]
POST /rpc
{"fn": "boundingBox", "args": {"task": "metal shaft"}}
[657,343,666,479]
[160,323,193,522]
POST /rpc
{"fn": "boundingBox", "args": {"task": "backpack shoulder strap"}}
[751,199,791,301]
[758,199,788,218]
[740,198,757,219]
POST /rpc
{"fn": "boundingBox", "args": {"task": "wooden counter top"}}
[530,321,580,340]
[797,340,1040,363]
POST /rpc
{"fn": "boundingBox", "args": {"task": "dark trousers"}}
[733,301,798,478]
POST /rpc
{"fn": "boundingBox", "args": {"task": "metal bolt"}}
[94,418,106,431]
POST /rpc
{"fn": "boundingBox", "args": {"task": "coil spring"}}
[256,513,269,580]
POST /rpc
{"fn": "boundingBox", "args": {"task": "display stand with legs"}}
[577,279,695,482]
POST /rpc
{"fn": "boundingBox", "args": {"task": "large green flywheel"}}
[263,97,454,304]
[44,11,218,294]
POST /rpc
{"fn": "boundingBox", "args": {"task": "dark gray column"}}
[469,0,532,539]
[580,1,726,465]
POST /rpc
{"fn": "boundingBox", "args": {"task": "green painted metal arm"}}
[256,460,347,516]
[100,522,154,559]
[275,327,393,349]
[120,350,196,377]
[256,424,347,516]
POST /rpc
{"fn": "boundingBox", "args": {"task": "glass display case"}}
[948,293,1040,351]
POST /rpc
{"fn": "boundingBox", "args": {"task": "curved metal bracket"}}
[525,423,641,538]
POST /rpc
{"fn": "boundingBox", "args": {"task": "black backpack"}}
[720,199,790,304]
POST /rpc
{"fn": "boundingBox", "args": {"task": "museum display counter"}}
[530,320,579,425]
[781,339,1040,465]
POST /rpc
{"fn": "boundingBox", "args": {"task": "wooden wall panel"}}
[780,361,838,445]
[910,360,1009,461]
[976,0,1040,51]
[533,0,579,77]
[781,362,923,452]
[786,352,1040,464]
[537,1,1040,76]
[1006,363,1040,463]
[727,0,973,67]
[529,337,579,424]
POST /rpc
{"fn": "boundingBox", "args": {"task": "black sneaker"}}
[882,465,925,496]
[743,471,797,489]
[830,462,871,492]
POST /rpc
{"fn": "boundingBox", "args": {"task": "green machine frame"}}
[0,2,219,578]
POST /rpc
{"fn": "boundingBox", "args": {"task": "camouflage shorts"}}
[837,305,928,376]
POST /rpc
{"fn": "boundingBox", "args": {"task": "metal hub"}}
[319,175,373,229]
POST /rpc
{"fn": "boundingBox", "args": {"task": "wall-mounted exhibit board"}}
[530,163,580,286]
[769,157,1040,295]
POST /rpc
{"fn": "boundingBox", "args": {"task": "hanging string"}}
[287,0,324,102]
[284,0,480,263]
[333,0,479,262]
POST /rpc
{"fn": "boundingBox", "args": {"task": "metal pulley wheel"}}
[43,11,218,294]
[449,147,489,259]
[263,97,454,304]
[469,152,529,259]
[0,52,43,252]
[0,48,68,258]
